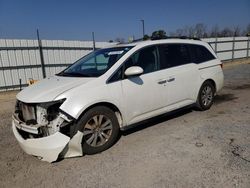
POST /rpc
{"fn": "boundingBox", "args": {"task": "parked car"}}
[12,38,224,162]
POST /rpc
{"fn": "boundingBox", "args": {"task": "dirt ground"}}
[0,59,250,188]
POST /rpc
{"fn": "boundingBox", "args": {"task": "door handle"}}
[167,78,175,82]
[158,79,167,84]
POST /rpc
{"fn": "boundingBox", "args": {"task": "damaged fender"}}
[62,131,84,158]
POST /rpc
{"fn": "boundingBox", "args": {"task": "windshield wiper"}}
[57,72,91,77]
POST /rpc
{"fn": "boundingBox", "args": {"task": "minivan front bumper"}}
[12,113,85,162]
[12,115,70,162]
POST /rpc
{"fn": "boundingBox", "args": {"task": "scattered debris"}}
[195,142,204,147]
[229,138,250,163]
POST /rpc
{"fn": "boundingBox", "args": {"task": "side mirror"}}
[125,66,144,77]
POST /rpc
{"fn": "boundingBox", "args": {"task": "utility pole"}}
[140,19,145,38]
[36,29,46,78]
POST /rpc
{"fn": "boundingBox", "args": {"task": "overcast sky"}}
[0,0,249,41]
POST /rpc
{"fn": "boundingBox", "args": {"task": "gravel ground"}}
[0,60,250,188]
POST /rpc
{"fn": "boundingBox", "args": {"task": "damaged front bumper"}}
[12,122,69,162]
[12,114,84,163]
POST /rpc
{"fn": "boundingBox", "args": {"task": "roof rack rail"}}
[130,36,201,43]
[170,36,201,40]
[150,36,201,41]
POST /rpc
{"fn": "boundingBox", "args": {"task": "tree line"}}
[169,23,250,38]
[111,23,250,43]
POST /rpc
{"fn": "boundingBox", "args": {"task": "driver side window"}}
[108,46,159,83]
[124,46,159,74]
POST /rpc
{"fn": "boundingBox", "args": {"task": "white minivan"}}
[12,38,224,162]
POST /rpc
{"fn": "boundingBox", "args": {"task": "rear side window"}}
[159,44,191,68]
[189,44,215,63]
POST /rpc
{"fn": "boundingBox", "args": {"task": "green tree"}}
[151,30,167,40]
[143,34,150,40]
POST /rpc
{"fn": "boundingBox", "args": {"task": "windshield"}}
[57,46,133,77]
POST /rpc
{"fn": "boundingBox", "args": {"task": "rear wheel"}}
[73,106,120,155]
[196,81,215,111]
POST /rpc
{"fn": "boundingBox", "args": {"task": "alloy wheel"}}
[201,86,213,106]
[83,115,113,147]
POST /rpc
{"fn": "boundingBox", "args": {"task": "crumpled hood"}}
[17,76,94,103]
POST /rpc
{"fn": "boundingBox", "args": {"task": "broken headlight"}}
[36,99,66,125]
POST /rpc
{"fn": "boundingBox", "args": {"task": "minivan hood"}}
[17,76,94,103]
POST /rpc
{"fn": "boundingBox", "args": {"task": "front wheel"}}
[72,106,120,155]
[196,81,215,111]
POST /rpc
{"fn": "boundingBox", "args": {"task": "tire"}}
[196,81,215,111]
[72,106,120,155]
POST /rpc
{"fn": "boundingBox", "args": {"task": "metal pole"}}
[247,36,249,59]
[232,36,235,61]
[92,32,96,51]
[140,19,145,38]
[36,29,46,78]
[92,32,97,68]
[214,36,218,54]
[19,78,22,91]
